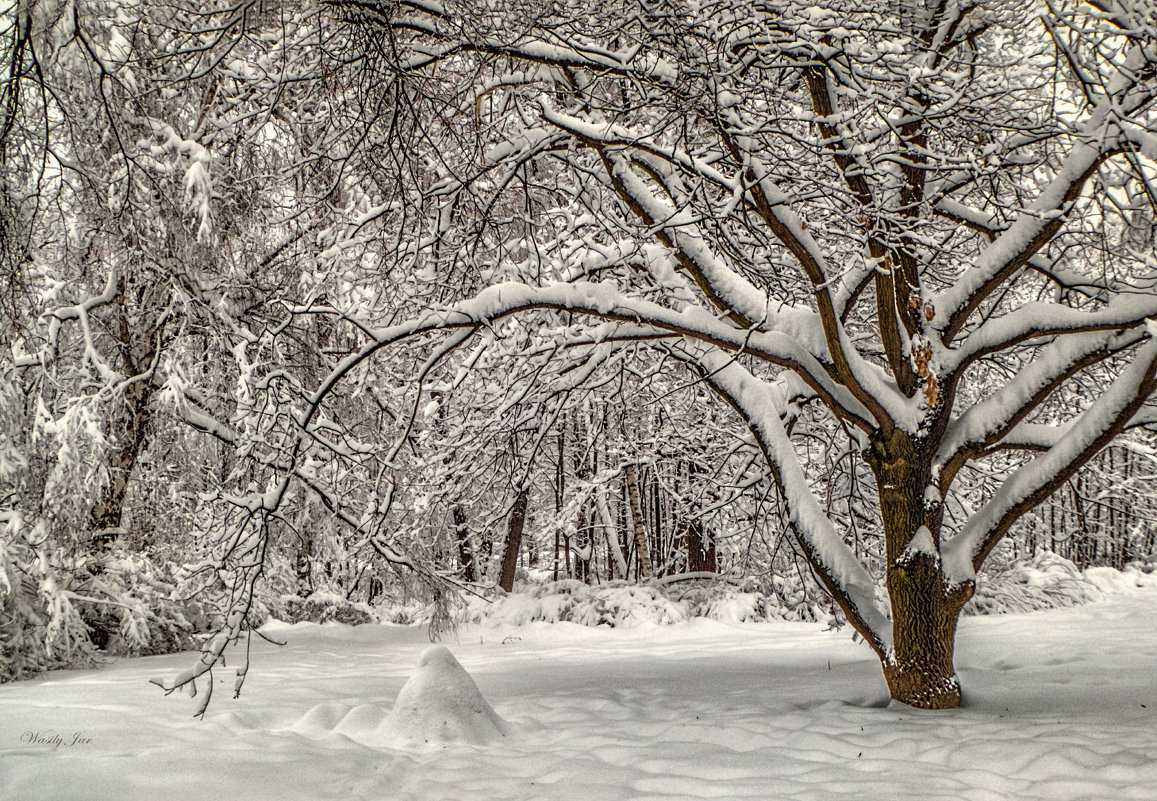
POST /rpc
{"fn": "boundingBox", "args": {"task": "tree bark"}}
[882,553,970,709]
[866,429,973,709]
[295,529,313,597]
[89,282,165,549]
[554,431,564,580]
[684,519,717,573]
[498,488,528,592]
[595,482,629,579]
[453,506,476,582]
[624,463,652,581]
[89,379,156,545]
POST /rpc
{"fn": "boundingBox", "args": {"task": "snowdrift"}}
[291,645,508,748]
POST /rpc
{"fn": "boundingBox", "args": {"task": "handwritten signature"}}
[20,731,93,749]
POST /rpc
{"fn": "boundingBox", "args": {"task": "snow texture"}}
[1,574,1156,801]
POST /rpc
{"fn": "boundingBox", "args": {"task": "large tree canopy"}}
[291,0,1157,708]
[2,0,1156,710]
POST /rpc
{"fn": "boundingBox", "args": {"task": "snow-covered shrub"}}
[467,549,1153,632]
[378,605,424,626]
[467,575,838,628]
[0,529,202,682]
[0,350,205,680]
[663,574,834,624]
[265,591,379,625]
[965,551,1105,615]
[468,580,688,627]
[83,552,203,657]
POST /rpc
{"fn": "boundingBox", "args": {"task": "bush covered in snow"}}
[463,580,688,627]
[964,551,1106,616]
[963,550,1156,616]
[462,574,837,629]
[455,554,1157,632]
[264,591,379,626]
[665,573,836,624]
[0,540,203,683]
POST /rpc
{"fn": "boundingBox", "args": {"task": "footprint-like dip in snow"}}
[290,645,509,748]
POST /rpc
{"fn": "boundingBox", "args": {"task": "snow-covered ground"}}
[3,580,1157,801]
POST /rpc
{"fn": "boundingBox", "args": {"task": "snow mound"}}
[386,645,509,746]
[289,701,350,737]
[290,646,508,748]
[335,703,389,738]
[289,700,391,745]
[1083,565,1150,594]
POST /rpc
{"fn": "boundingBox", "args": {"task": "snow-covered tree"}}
[7,0,1157,714]
[270,0,1156,708]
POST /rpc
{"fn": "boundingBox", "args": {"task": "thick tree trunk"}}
[89,280,170,550]
[553,530,561,581]
[866,430,974,709]
[883,555,970,709]
[89,380,155,542]
[89,308,161,550]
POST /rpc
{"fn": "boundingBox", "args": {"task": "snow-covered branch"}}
[689,347,892,656]
[943,336,1157,582]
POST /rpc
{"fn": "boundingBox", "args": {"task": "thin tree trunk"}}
[1071,477,1089,568]
[554,431,564,581]
[499,488,529,592]
[624,463,652,581]
[596,482,628,579]
[453,506,476,582]
[295,530,313,597]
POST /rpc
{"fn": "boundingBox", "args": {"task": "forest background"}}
[2,0,1156,711]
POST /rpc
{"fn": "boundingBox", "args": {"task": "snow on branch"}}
[935,135,1115,340]
[308,281,877,431]
[689,348,892,656]
[945,298,1157,373]
[942,336,1157,584]
[933,197,1115,300]
[936,329,1147,476]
